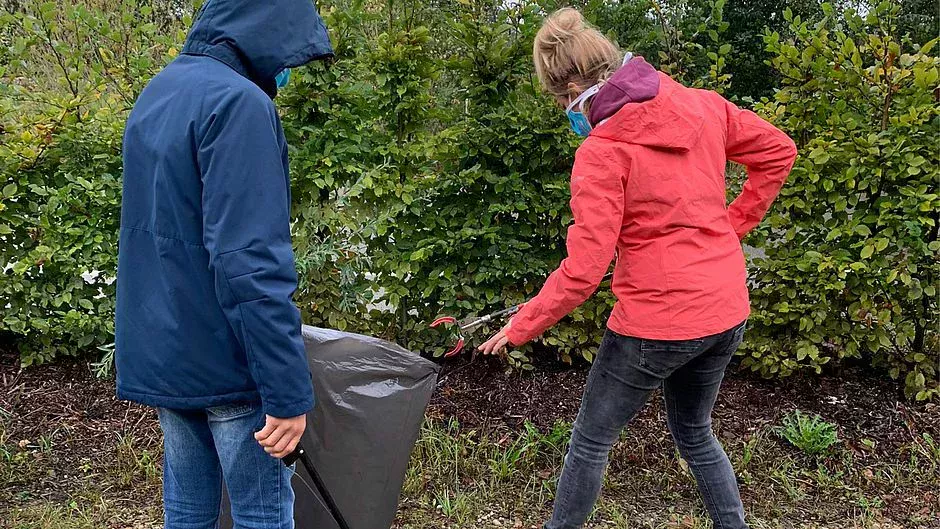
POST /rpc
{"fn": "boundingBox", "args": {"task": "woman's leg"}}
[546,331,699,529]
[662,322,748,529]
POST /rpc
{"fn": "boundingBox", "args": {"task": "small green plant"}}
[779,410,839,456]
[0,433,41,487]
[433,488,470,522]
[539,420,572,460]
[909,432,939,475]
[90,343,115,379]
[113,433,161,487]
[487,424,538,482]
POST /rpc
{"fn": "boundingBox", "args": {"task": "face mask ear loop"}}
[566,84,600,114]
[565,94,579,114]
[577,84,601,114]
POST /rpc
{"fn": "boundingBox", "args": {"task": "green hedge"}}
[1,1,936,398]
[0,104,123,365]
[743,4,939,400]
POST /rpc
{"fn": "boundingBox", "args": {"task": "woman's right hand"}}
[479,320,513,356]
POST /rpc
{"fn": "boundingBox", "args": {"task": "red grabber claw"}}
[431,316,456,327]
[432,316,465,357]
[443,338,465,358]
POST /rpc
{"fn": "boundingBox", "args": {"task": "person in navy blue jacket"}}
[116,1,332,525]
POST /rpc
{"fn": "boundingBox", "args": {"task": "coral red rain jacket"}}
[506,58,797,345]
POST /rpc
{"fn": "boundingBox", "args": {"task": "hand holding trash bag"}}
[220,326,441,529]
[255,414,307,459]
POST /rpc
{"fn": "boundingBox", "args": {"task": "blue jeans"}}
[158,403,295,529]
[546,322,749,529]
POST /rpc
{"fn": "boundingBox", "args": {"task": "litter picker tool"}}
[284,443,351,529]
[430,304,523,358]
[431,272,614,358]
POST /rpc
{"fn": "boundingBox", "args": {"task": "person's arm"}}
[197,92,313,423]
[724,100,798,239]
[501,142,625,347]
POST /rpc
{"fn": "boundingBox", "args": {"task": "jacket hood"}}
[182,0,333,98]
[590,72,705,152]
[588,57,660,125]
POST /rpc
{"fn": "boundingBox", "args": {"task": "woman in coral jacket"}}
[479,8,797,529]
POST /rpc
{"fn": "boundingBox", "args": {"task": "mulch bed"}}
[429,354,939,455]
[0,351,159,509]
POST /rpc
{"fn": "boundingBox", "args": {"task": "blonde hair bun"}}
[533,8,621,98]
[542,7,587,40]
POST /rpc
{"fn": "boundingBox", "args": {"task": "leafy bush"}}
[779,410,839,456]
[742,3,939,400]
[0,2,183,364]
[0,0,936,401]
[0,103,123,364]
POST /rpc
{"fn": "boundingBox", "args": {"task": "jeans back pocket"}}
[638,339,706,377]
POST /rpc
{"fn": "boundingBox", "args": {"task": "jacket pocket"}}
[217,246,278,305]
[638,339,706,377]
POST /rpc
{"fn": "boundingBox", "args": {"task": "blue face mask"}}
[275,68,291,89]
[565,84,601,137]
[564,53,634,137]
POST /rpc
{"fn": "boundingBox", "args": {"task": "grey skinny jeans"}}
[546,322,749,529]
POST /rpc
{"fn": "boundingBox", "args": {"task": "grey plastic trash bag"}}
[220,325,439,529]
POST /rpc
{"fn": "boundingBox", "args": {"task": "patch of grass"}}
[485,421,564,483]
[779,410,839,456]
[2,413,937,529]
[432,488,472,524]
[112,433,161,487]
[3,488,162,529]
[397,418,938,528]
[0,429,44,491]
[908,432,939,475]
[4,503,97,529]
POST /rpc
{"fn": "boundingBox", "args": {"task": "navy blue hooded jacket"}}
[116,0,332,418]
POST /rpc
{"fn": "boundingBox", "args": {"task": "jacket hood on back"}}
[588,57,660,125]
[182,0,333,97]
[590,69,706,152]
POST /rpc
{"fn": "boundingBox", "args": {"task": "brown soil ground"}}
[1,350,938,528]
